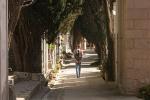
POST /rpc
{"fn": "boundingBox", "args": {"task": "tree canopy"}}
[9,0,116,80]
[71,0,116,81]
[9,0,85,72]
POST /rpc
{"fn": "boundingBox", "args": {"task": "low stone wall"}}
[12,72,45,82]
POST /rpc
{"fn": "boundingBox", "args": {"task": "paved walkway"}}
[32,49,142,100]
[15,80,41,100]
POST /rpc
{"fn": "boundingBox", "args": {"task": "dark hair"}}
[77,45,80,48]
[77,50,79,56]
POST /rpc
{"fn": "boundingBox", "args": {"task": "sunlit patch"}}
[81,61,94,64]
[47,49,102,92]
[49,64,101,90]
[84,53,97,56]
[16,97,25,100]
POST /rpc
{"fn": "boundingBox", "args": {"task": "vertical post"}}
[0,0,8,99]
[113,0,119,84]
[41,38,44,75]
[117,0,125,91]
[66,32,70,52]
[84,38,86,50]
[45,43,48,74]
[43,38,46,76]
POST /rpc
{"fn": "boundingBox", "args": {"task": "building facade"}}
[117,0,150,94]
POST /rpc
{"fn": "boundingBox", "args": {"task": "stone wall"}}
[119,0,150,94]
[0,0,8,99]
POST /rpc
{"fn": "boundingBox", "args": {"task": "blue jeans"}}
[76,63,81,78]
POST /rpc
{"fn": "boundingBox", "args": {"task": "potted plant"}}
[138,85,150,100]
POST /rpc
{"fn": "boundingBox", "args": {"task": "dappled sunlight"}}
[81,61,93,64]
[60,66,100,78]
[63,62,76,67]
[45,50,138,100]
[58,74,100,82]
[81,61,96,66]
[84,53,97,56]
[16,97,26,100]
[43,49,141,100]
[49,49,102,90]
[81,67,100,73]
[83,54,98,59]
[50,63,102,90]
[51,80,88,89]
[60,68,76,76]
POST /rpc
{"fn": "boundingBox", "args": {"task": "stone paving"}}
[32,49,143,100]
[14,80,41,100]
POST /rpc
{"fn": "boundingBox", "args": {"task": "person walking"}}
[74,45,83,78]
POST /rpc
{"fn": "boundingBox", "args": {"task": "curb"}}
[15,81,41,100]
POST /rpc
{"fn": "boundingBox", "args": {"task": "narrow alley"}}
[31,49,141,100]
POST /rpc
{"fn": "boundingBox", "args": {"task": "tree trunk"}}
[103,0,115,81]
[12,9,42,72]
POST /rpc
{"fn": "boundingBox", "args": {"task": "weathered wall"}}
[118,0,150,94]
[0,0,8,99]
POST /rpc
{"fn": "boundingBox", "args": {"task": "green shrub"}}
[48,44,55,51]
[138,85,150,98]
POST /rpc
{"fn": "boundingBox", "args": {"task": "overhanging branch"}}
[22,0,37,7]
